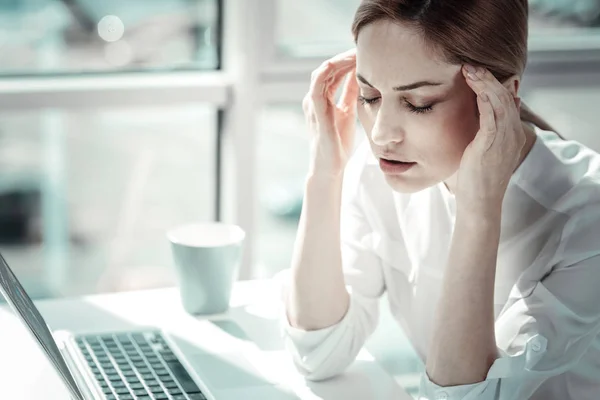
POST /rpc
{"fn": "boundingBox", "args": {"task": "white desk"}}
[0,279,416,400]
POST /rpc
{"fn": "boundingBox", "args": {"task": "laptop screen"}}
[0,252,85,400]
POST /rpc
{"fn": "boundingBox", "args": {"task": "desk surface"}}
[0,279,418,400]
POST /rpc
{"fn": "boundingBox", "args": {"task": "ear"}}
[503,75,521,109]
[502,75,520,96]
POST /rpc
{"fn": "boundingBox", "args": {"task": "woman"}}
[281,1,600,399]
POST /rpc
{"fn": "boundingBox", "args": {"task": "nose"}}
[370,103,405,147]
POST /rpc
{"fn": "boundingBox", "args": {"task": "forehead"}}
[356,20,458,85]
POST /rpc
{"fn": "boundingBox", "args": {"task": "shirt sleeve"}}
[418,209,600,400]
[279,149,386,382]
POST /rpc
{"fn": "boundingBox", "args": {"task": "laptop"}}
[0,252,296,400]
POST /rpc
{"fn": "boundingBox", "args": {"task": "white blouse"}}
[281,127,600,399]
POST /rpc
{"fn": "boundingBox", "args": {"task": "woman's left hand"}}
[457,65,527,216]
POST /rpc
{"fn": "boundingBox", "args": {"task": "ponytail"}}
[520,101,566,140]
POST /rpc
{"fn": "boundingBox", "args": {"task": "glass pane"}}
[0,0,218,75]
[0,105,216,299]
[255,105,308,277]
[276,0,360,57]
[276,1,600,57]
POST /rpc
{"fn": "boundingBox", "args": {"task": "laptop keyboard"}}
[75,331,207,400]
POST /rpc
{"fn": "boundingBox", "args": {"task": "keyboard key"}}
[149,385,164,393]
[133,389,148,396]
[154,394,169,400]
[129,382,144,390]
[165,361,201,394]
[105,395,117,400]
[132,333,146,343]
[123,370,137,377]
[163,381,178,389]
[111,381,125,388]
[172,395,188,400]
[115,387,131,395]
[156,369,170,377]
[137,397,152,400]
[119,395,134,400]
[145,379,159,387]
[168,387,183,395]
[126,377,140,385]
[102,387,114,395]
[188,394,207,400]
[107,374,122,382]
[141,373,155,380]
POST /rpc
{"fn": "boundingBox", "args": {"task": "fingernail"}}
[465,64,477,74]
[464,65,479,80]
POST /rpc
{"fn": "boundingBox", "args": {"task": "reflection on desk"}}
[0,279,418,400]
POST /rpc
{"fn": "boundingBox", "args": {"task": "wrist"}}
[306,169,345,183]
[456,206,501,228]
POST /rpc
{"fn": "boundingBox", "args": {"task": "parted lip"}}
[378,154,415,163]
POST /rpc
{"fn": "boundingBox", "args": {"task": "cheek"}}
[439,96,479,149]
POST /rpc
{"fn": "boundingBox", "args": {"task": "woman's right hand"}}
[303,49,359,178]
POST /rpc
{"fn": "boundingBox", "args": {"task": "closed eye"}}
[359,96,434,114]
[405,100,434,114]
[358,95,380,105]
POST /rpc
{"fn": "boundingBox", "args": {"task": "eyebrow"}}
[356,73,442,91]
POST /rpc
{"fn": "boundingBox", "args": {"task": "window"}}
[275,0,361,58]
[0,0,219,74]
[0,105,216,299]
[274,0,600,59]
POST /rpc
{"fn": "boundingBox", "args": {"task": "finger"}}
[463,66,514,109]
[477,91,496,147]
[325,63,357,102]
[338,68,359,114]
[309,54,356,111]
[464,67,508,133]
[486,90,507,136]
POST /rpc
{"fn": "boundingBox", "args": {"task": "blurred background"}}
[1,0,600,301]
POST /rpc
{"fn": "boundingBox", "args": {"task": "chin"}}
[383,174,435,194]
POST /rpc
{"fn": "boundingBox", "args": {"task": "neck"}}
[443,121,537,195]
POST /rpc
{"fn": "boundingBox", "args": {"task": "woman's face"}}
[356,20,480,194]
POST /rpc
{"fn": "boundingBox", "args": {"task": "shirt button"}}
[436,392,449,400]
[531,338,542,352]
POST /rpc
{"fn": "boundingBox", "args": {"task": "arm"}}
[426,208,502,386]
[418,207,600,400]
[286,173,350,330]
[285,49,358,331]
[281,50,385,381]
[281,142,386,381]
